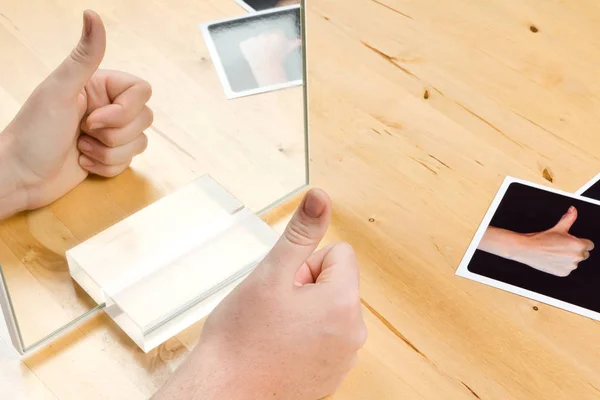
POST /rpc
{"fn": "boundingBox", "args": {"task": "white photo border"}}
[199,4,303,100]
[233,0,256,12]
[456,176,600,322]
[575,173,600,196]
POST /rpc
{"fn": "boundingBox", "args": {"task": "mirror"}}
[0,0,307,354]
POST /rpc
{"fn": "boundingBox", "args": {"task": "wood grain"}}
[2,0,600,399]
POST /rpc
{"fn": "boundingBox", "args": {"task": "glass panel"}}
[0,0,307,353]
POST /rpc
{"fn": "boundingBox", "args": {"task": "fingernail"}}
[78,139,93,153]
[79,154,94,167]
[303,190,326,218]
[83,11,92,38]
[568,206,575,213]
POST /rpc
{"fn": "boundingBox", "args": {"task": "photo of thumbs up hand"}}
[240,31,302,87]
[478,206,595,277]
[0,10,152,212]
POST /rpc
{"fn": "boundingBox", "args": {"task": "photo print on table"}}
[457,176,600,321]
[234,0,300,12]
[576,173,600,200]
[201,5,302,99]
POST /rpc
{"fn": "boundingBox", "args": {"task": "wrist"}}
[0,131,29,218]
[154,339,262,400]
[479,226,530,261]
[509,233,534,263]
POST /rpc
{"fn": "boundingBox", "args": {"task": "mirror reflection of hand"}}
[239,31,301,86]
[514,206,594,277]
[1,10,152,211]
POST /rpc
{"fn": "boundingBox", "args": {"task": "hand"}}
[1,10,152,211]
[240,31,301,86]
[514,206,594,276]
[479,206,595,277]
[154,189,367,400]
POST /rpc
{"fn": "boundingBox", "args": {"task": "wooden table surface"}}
[3,0,600,399]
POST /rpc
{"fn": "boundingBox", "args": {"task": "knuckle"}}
[139,134,149,153]
[94,146,113,164]
[100,167,120,178]
[146,107,154,124]
[330,291,361,315]
[285,219,317,247]
[332,242,356,257]
[98,162,129,178]
[99,130,120,147]
[355,321,368,349]
[69,44,91,64]
[141,80,153,99]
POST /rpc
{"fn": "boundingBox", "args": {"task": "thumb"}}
[50,10,106,95]
[258,188,332,284]
[552,206,578,232]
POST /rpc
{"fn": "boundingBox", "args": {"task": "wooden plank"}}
[2,0,600,399]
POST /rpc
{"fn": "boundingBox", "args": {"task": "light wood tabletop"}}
[2,0,600,399]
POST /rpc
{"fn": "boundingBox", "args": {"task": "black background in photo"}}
[581,177,600,201]
[242,0,295,11]
[208,8,301,93]
[468,182,600,313]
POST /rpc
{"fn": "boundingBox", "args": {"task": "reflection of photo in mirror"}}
[235,0,300,12]
[201,5,302,99]
[457,177,600,322]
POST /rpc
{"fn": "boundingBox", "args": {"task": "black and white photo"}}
[201,5,303,99]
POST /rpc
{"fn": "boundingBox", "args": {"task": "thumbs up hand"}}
[240,31,302,87]
[1,10,152,211]
[155,189,367,400]
[479,206,595,277]
[513,206,595,277]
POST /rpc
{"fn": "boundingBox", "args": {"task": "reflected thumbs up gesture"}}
[513,206,595,277]
[240,31,301,86]
[1,10,152,212]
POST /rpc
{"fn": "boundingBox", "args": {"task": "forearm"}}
[0,132,28,219]
[478,226,527,261]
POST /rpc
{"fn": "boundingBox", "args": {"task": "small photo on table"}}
[200,5,303,99]
[234,0,300,12]
[456,177,600,321]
